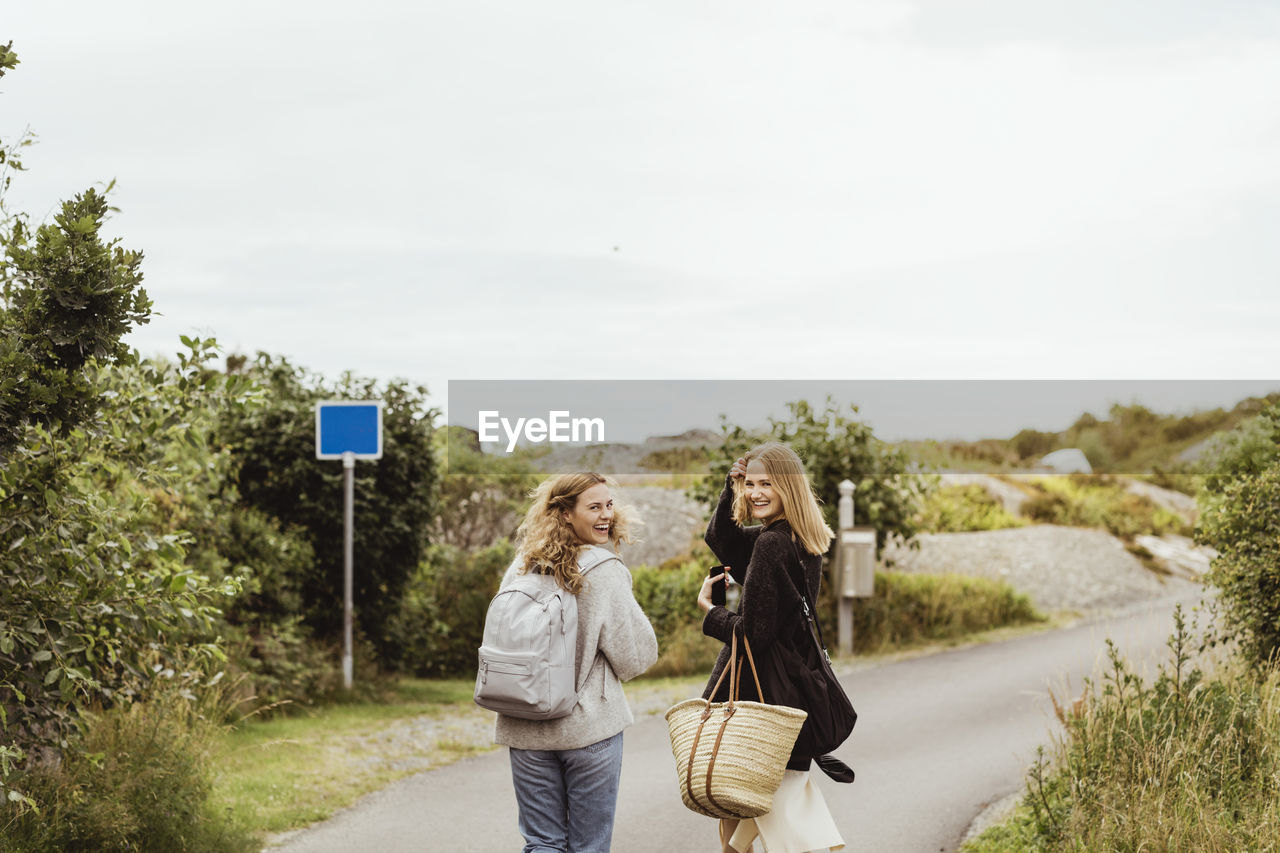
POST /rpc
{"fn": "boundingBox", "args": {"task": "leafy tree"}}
[0,47,239,815]
[0,186,151,453]
[689,399,923,639]
[218,354,439,660]
[691,397,924,557]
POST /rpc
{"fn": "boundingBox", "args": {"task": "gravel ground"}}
[612,485,707,567]
[883,524,1206,614]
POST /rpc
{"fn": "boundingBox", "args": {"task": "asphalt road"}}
[269,591,1202,853]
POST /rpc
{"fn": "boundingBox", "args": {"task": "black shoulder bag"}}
[756,537,858,782]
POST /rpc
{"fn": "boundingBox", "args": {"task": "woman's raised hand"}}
[728,457,748,480]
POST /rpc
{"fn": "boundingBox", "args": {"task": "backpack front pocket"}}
[476,647,545,710]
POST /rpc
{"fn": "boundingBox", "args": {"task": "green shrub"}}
[631,560,718,676]
[0,691,254,852]
[1196,404,1280,668]
[850,571,1042,652]
[385,540,514,677]
[645,621,723,678]
[631,560,705,643]
[1200,464,1280,669]
[916,484,1025,532]
[966,609,1280,851]
[1020,475,1191,538]
[1011,429,1059,461]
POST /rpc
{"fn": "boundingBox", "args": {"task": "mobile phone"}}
[709,565,728,607]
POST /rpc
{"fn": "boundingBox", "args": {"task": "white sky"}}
[4,2,1280,436]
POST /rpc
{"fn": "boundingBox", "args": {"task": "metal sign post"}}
[316,401,384,689]
[342,451,355,689]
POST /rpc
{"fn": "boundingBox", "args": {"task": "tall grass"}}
[0,683,256,853]
[963,606,1280,852]
[850,571,1043,653]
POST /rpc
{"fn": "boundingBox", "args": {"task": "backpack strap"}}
[578,547,623,578]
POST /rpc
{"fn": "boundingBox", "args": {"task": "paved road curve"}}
[270,591,1201,853]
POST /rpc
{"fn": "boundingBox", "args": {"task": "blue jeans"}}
[508,731,625,853]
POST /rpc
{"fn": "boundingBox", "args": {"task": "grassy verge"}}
[962,607,1280,852]
[210,679,487,844]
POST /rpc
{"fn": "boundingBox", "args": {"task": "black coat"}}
[700,478,823,771]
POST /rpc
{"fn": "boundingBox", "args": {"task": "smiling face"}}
[563,482,615,545]
[744,458,784,523]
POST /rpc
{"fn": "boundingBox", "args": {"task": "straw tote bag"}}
[664,631,807,819]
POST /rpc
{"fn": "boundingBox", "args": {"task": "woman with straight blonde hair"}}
[695,442,846,853]
[495,472,658,853]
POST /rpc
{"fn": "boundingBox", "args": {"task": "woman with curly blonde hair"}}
[495,472,658,853]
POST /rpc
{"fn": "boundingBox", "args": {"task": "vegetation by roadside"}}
[964,400,1280,851]
[850,571,1043,652]
[211,679,485,844]
[1014,474,1191,539]
[915,483,1026,532]
[962,609,1280,853]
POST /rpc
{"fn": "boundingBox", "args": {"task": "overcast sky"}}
[4,2,1280,437]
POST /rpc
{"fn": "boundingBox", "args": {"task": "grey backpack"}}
[474,548,620,720]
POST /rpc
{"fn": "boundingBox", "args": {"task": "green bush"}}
[1020,475,1191,538]
[631,560,719,676]
[385,540,514,677]
[965,609,1280,851]
[1011,429,1059,461]
[0,691,254,852]
[1200,466,1280,668]
[850,571,1042,652]
[631,560,705,643]
[1196,404,1280,669]
[916,484,1025,532]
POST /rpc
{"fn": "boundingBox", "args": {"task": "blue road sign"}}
[316,400,385,460]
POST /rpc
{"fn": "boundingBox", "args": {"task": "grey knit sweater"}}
[493,545,659,751]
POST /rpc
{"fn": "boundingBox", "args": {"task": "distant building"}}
[1041,448,1092,474]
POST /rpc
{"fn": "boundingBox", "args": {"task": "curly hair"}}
[515,472,636,594]
[731,441,834,556]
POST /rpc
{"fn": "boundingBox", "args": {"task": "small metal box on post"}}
[836,479,876,656]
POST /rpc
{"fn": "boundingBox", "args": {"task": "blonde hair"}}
[732,442,834,556]
[515,472,635,594]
